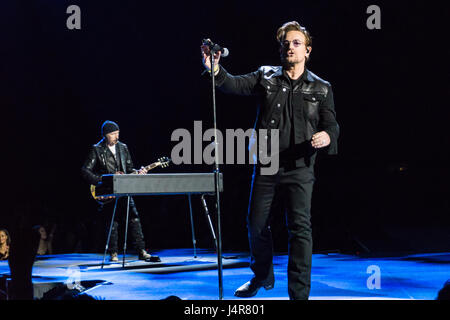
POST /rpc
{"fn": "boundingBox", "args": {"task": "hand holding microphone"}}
[201,39,229,74]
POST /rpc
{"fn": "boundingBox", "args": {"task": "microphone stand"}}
[208,49,224,300]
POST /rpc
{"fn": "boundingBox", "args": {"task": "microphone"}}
[202,39,229,57]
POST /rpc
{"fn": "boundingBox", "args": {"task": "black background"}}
[1,0,449,255]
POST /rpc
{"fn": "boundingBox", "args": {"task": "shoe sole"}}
[234,283,274,298]
[264,283,274,290]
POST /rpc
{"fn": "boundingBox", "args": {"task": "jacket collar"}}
[274,67,314,83]
[97,139,127,172]
[304,69,315,82]
[97,138,122,156]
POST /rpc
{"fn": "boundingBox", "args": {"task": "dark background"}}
[1,0,449,255]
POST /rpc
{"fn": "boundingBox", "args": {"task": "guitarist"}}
[81,120,160,262]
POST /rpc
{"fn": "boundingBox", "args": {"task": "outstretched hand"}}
[201,40,221,72]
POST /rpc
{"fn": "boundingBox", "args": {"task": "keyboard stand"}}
[100,193,218,268]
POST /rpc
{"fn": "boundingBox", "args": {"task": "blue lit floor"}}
[0,249,448,300]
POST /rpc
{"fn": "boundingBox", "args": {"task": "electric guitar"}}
[90,156,171,204]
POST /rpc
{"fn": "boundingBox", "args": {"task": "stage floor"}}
[0,249,448,300]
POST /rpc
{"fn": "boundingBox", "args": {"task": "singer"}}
[201,21,339,300]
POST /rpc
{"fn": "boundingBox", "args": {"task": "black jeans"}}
[247,165,315,300]
[99,197,146,254]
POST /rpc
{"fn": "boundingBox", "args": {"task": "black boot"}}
[234,276,274,298]
[139,249,161,262]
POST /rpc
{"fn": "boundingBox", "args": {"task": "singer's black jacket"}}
[81,139,135,185]
[213,65,339,167]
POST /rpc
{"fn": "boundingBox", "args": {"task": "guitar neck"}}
[145,162,161,171]
[131,162,161,174]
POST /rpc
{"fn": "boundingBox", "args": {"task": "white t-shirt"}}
[108,144,117,157]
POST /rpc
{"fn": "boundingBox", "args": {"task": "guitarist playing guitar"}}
[81,120,161,263]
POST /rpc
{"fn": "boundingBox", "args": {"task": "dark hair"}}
[0,229,11,246]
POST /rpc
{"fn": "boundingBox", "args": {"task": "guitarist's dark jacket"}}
[81,139,135,185]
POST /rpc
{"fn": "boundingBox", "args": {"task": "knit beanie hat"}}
[101,120,120,136]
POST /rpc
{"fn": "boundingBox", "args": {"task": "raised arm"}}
[201,42,261,96]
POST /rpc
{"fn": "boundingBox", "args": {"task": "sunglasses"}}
[281,40,304,48]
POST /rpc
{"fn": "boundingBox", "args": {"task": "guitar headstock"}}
[158,156,171,168]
